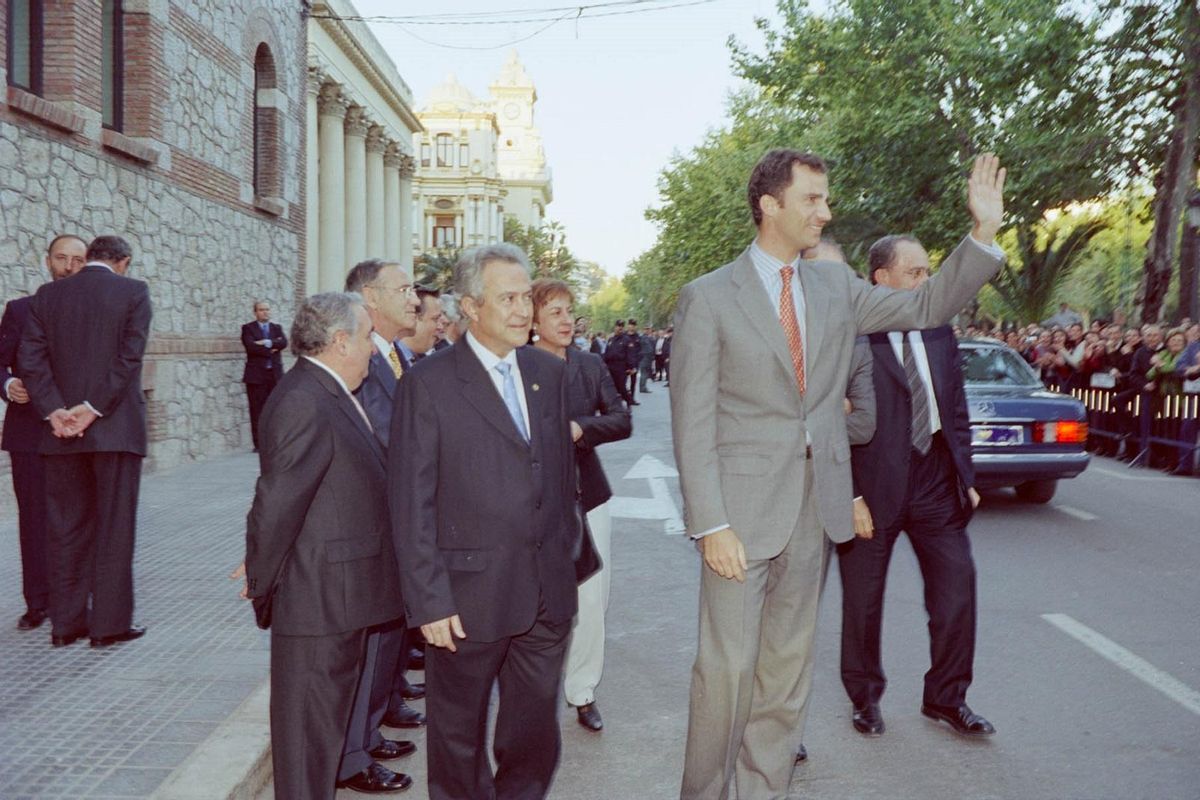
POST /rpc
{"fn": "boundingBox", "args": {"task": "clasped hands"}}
[48,403,98,438]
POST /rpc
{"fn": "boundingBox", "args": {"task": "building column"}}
[365,126,386,259]
[398,154,416,269]
[384,143,401,260]
[317,83,348,293]
[344,106,370,273]
[464,196,475,245]
[305,68,323,296]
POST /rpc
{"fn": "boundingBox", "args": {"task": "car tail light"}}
[1033,420,1088,443]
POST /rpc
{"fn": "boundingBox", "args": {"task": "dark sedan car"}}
[959,338,1090,503]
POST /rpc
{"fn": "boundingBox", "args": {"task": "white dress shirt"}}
[887,331,942,435]
[465,331,531,436]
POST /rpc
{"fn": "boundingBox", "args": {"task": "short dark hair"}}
[415,285,440,315]
[614,320,625,327]
[46,234,87,254]
[867,234,920,284]
[345,258,387,293]
[86,235,133,263]
[747,149,827,227]
[627,318,638,326]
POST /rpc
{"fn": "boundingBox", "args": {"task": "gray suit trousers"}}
[681,465,829,800]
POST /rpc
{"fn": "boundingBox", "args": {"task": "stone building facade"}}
[412,51,552,258]
[1,0,306,473]
[306,0,421,294]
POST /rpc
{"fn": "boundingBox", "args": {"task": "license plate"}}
[972,425,1024,445]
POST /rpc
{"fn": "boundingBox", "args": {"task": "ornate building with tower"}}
[411,51,552,259]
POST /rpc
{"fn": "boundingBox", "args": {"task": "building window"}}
[420,142,431,168]
[102,0,124,130]
[458,143,469,167]
[436,133,453,167]
[253,43,280,199]
[6,0,44,94]
[434,215,456,248]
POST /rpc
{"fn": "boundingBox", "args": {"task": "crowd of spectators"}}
[954,305,1200,474]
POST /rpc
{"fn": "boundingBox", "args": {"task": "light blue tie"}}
[495,362,530,442]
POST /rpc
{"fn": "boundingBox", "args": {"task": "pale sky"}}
[352,0,786,276]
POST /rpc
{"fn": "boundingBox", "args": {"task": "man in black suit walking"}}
[242,292,407,799]
[18,235,151,648]
[241,301,287,451]
[390,243,580,800]
[1,234,88,631]
[839,234,994,739]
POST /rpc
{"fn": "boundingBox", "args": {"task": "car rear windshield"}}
[960,346,1041,387]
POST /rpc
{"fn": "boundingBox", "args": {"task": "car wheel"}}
[1015,479,1057,504]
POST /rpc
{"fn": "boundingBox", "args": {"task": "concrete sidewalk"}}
[0,452,271,800]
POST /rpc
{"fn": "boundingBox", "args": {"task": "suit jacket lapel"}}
[299,360,386,466]
[455,340,530,449]
[796,262,827,383]
[517,347,546,451]
[730,251,798,396]
[870,332,907,391]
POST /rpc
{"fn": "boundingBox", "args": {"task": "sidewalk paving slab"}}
[0,452,269,800]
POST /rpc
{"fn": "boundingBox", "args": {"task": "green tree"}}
[414,248,460,291]
[504,217,581,285]
[731,0,1124,322]
[579,276,631,333]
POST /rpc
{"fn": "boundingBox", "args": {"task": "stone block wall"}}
[1,0,307,478]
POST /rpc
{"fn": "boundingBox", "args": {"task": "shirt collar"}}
[86,261,115,273]
[301,355,351,396]
[750,239,801,271]
[465,330,518,373]
[370,331,391,354]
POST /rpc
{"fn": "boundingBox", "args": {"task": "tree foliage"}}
[626,0,1137,322]
[504,217,582,286]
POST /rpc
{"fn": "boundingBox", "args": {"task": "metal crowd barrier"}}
[1067,386,1199,474]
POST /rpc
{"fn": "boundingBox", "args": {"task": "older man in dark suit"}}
[1,234,88,631]
[839,235,993,740]
[18,234,151,648]
[241,301,288,451]
[390,243,580,800]
[335,258,423,791]
[243,292,406,799]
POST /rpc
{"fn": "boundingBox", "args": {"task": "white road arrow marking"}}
[609,454,686,535]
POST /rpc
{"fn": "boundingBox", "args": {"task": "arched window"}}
[102,0,124,130]
[253,43,280,200]
[6,0,44,95]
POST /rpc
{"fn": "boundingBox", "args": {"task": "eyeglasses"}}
[367,284,416,296]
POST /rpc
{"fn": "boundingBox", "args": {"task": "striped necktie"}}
[902,337,932,455]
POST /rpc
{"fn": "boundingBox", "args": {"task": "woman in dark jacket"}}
[531,278,632,733]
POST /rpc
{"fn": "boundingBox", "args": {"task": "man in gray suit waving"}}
[671,151,1005,799]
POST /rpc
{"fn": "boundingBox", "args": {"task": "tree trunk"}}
[1138,1,1200,324]
[1178,189,1200,322]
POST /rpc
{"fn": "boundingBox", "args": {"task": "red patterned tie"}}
[779,266,806,394]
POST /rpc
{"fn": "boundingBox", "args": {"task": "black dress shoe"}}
[629,400,641,406]
[368,739,417,761]
[90,625,147,647]
[795,744,808,764]
[575,702,603,732]
[921,703,995,736]
[852,702,885,736]
[51,629,87,647]
[382,700,426,729]
[406,646,425,671]
[337,762,412,793]
[18,609,47,630]
[400,681,425,700]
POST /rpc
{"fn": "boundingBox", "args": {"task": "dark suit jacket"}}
[1,295,43,453]
[565,348,631,511]
[18,265,152,456]
[245,358,402,636]
[850,326,974,531]
[241,321,287,384]
[356,349,398,447]
[389,341,580,643]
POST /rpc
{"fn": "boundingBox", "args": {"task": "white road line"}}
[1053,504,1098,521]
[1042,613,1200,716]
[1090,464,1177,482]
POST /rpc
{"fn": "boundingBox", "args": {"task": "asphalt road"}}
[315,378,1199,800]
